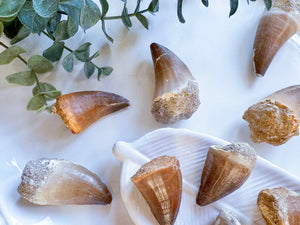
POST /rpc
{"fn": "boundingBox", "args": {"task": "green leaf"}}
[101,66,113,76]
[136,13,148,29]
[3,18,23,39]
[54,20,70,40]
[10,26,31,44]
[121,4,132,29]
[59,0,81,24]
[84,62,95,78]
[148,0,159,13]
[74,42,91,62]
[0,0,26,22]
[47,13,61,33]
[62,53,74,72]
[201,0,208,7]
[177,0,185,23]
[6,71,35,86]
[43,41,64,62]
[264,0,272,10]
[67,16,78,37]
[0,46,26,65]
[134,0,142,13]
[28,55,54,73]
[0,22,3,37]
[80,0,101,30]
[101,20,113,43]
[97,68,103,80]
[99,0,109,17]
[229,0,238,17]
[33,82,61,100]
[27,95,46,110]
[33,0,59,18]
[90,51,100,60]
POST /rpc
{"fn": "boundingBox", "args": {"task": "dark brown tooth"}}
[131,155,182,225]
[196,143,256,206]
[52,91,129,134]
[150,43,200,124]
[243,85,300,146]
[215,209,241,225]
[253,8,297,77]
[18,158,112,205]
[257,187,300,225]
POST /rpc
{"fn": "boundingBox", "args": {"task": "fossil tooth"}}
[257,187,300,225]
[53,91,129,134]
[215,209,241,225]
[243,85,300,145]
[131,155,182,225]
[18,158,112,205]
[196,143,256,206]
[150,43,200,124]
[253,7,298,77]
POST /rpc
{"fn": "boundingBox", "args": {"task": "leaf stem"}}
[0,41,28,65]
[103,9,148,20]
[32,70,49,109]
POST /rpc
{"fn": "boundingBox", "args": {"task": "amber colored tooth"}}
[150,43,200,124]
[253,8,297,77]
[215,209,241,225]
[196,143,256,206]
[52,91,129,134]
[257,187,300,225]
[18,158,112,205]
[131,155,182,225]
[243,85,300,146]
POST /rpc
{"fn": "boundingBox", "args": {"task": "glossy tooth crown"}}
[131,155,182,225]
[196,143,257,206]
[243,85,300,146]
[53,91,129,134]
[150,43,200,124]
[18,158,112,205]
[253,8,298,77]
[215,209,241,225]
[257,187,300,225]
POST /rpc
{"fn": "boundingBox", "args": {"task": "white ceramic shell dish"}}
[113,128,300,225]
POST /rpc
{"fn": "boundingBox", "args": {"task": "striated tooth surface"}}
[253,8,298,77]
[150,43,200,124]
[243,85,300,146]
[53,91,129,134]
[196,143,256,206]
[257,187,300,225]
[215,209,241,225]
[18,158,112,205]
[131,155,182,225]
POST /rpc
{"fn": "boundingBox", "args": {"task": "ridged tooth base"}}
[215,209,241,225]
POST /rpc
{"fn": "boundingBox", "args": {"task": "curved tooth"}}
[131,155,182,225]
[215,209,241,225]
[243,85,300,145]
[253,8,298,77]
[150,43,200,124]
[257,187,300,225]
[18,158,112,205]
[53,91,129,134]
[196,143,256,206]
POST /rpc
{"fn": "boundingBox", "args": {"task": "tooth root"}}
[18,158,112,205]
[150,43,200,124]
[53,91,130,134]
[257,187,300,225]
[196,143,256,206]
[243,85,300,146]
[131,155,182,225]
[215,209,241,225]
[253,8,298,77]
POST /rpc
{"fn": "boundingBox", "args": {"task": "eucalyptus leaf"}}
[177,0,185,23]
[0,46,26,65]
[43,41,64,62]
[74,42,91,62]
[28,55,54,73]
[134,0,142,13]
[62,53,74,72]
[148,0,159,13]
[84,62,95,78]
[264,0,272,10]
[101,66,113,76]
[6,71,35,86]
[59,0,81,24]
[33,0,59,18]
[201,0,208,7]
[121,4,132,29]
[136,13,148,29]
[67,17,78,37]
[33,82,61,100]
[0,22,3,37]
[0,0,26,22]
[10,26,31,44]
[3,18,23,39]
[47,13,61,33]
[54,20,70,40]
[101,21,113,43]
[80,0,101,30]
[27,95,46,110]
[229,0,238,17]
[97,68,103,80]
[90,51,100,60]
[99,0,109,17]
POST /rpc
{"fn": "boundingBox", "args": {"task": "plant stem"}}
[0,41,28,65]
[32,70,49,109]
[103,9,148,20]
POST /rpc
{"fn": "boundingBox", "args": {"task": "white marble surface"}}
[1,0,300,224]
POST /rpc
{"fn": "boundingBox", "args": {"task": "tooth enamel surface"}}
[215,209,241,225]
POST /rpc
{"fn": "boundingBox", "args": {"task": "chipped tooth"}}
[215,209,241,225]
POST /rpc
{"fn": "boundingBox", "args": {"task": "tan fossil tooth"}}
[253,6,298,77]
[52,91,129,134]
[18,158,112,205]
[243,85,300,146]
[257,187,300,225]
[150,43,200,124]
[215,209,241,225]
[196,143,256,206]
[131,155,182,225]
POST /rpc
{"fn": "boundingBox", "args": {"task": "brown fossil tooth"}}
[18,158,112,205]
[257,187,300,225]
[215,209,241,225]
[150,43,200,124]
[131,155,182,225]
[243,85,300,146]
[253,8,298,77]
[196,143,256,206]
[52,91,129,134]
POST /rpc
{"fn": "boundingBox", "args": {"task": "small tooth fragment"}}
[253,8,297,77]
[18,158,112,205]
[243,85,300,146]
[150,43,200,124]
[257,187,300,225]
[215,209,241,225]
[131,155,182,225]
[53,91,130,134]
[196,143,256,206]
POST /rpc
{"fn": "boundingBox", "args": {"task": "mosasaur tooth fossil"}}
[215,209,241,225]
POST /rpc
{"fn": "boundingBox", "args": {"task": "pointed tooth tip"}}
[150,42,168,59]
